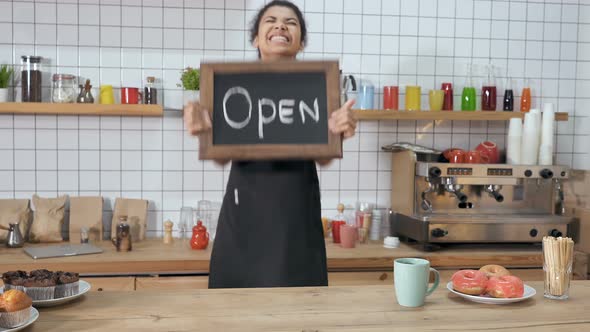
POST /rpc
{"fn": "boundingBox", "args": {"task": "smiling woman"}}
[183,0,357,290]
[249,1,307,60]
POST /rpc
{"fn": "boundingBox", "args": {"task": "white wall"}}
[0,0,588,236]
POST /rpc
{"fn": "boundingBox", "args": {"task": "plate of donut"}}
[447,264,537,305]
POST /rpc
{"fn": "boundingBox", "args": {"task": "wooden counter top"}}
[23,281,590,331]
[0,239,542,275]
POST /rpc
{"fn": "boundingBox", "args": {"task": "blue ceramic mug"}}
[394,258,440,307]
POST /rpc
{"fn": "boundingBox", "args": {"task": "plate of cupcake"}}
[2,270,90,308]
[447,264,537,305]
[0,289,39,332]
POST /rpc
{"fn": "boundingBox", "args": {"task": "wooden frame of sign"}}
[199,61,342,160]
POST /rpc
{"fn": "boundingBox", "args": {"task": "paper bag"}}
[0,199,31,242]
[29,195,68,243]
[574,209,590,254]
[69,196,104,243]
[111,198,148,241]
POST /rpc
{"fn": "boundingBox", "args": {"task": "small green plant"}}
[0,64,14,89]
[178,67,200,91]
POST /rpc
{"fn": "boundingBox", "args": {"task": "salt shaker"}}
[163,220,174,244]
[80,227,89,244]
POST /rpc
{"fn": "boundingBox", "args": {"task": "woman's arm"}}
[316,99,357,165]
[184,101,229,166]
[328,99,357,139]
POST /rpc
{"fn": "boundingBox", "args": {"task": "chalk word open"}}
[222,86,320,139]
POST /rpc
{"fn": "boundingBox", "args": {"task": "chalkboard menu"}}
[199,61,341,160]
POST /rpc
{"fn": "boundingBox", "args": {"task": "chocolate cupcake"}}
[23,273,56,301]
[54,271,80,298]
[1,271,28,292]
[28,269,53,278]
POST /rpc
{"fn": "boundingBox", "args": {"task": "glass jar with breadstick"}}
[542,236,574,300]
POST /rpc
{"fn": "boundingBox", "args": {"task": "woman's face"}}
[253,6,303,61]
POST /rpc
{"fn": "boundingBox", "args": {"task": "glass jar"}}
[144,76,158,104]
[52,74,77,103]
[21,55,43,102]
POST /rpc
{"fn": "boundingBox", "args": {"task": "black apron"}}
[208,160,328,288]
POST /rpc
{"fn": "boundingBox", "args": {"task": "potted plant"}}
[178,67,200,104]
[0,64,14,102]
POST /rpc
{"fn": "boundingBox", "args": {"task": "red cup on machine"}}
[449,149,466,163]
[465,150,484,164]
[475,141,499,164]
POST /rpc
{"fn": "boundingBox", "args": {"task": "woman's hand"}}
[184,101,229,166]
[328,99,357,139]
[184,100,212,136]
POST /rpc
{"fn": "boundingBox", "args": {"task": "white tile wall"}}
[0,0,588,236]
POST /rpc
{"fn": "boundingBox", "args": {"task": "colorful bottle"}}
[503,78,514,111]
[461,64,477,111]
[481,64,497,111]
[441,82,453,111]
[520,87,531,112]
[503,90,514,111]
[481,86,496,111]
[461,87,476,111]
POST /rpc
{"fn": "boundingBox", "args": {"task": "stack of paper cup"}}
[539,103,555,165]
[521,109,541,165]
[380,209,391,237]
[370,208,383,241]
[507,118,523,164]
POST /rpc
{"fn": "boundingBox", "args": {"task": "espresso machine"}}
[390,148,572,250]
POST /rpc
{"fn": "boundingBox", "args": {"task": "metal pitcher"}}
[340,72,357,105]
[0,222,24,248]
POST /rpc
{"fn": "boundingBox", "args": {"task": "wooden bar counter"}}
[0,239,542,275]
[22,281,590,331]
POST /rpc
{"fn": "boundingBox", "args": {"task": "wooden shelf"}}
[353,109,569,121]
[0,102,163,116]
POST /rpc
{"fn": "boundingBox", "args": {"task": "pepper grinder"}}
[163,220,174,244]
[77,79,94,103]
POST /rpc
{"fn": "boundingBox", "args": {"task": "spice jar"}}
[112,215,132,252]
[77,79,94,103]
[21,55,43,102]
[144,76,157,104]
[51,74,77,103]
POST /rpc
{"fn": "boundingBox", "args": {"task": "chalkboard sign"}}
[199,61,341,160]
